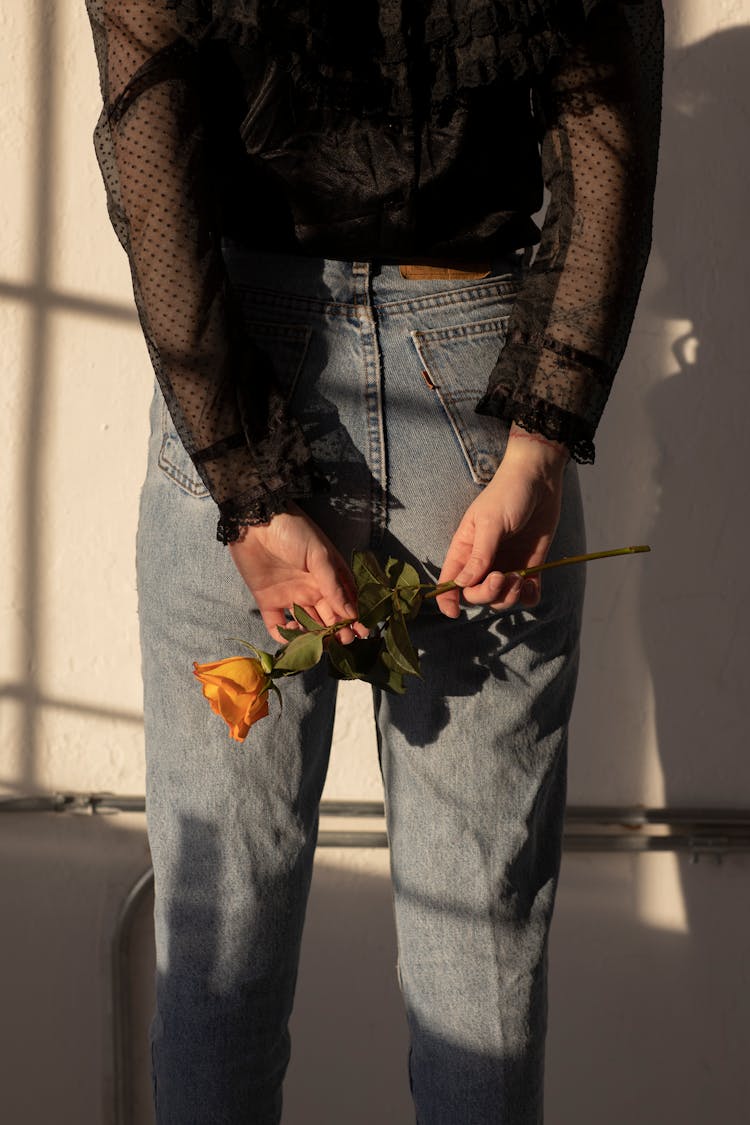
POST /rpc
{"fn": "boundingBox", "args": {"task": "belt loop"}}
[352,260,372,303]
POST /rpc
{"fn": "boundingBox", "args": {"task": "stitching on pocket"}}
[157,398,210,499]
[410,317,511,484]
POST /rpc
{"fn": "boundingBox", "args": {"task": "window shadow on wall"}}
[548,15,750,1120]
[5,6,749,1124]
[1,0,143,791]
[642,26,750,807]
[640,33,750,1113]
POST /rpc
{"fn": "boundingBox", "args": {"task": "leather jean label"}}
[399,262,492,280]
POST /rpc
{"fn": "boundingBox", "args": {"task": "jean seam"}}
[229,280,521,318]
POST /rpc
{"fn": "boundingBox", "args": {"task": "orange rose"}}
[193,656,270,741]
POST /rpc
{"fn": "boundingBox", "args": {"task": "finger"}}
[488,576,525,611]
[311,548,358,621]
[313,599,337,627]
[435,559,462,617]
[260,607,289,645]
[519,577,541,608]
[510,540,552,609]
[462,572,523,607]
[437,518,474,584]
[436,521,475,618]
[299,604,326,626]
[435,585,461,619]
[315,598,356,646]
[452,517,503,591]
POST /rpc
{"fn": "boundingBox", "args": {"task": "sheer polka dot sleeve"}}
[85,0,316,543]
[476,0,664,463]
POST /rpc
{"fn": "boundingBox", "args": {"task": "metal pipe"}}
[3,792,750,856]
[111,869,155,1125]
[2,791,750,819]
[3,793,750,848]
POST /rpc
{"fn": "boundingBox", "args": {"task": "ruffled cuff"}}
[216,490,291,545]
[215,468,330,544]
[475,390,596,464]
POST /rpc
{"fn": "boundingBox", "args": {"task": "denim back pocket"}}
[237,320,312,405]
[157,321,312,497]
[410,316,511,484]
[157,396,211,499]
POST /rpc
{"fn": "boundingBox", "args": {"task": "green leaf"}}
[267,680,283,712]
[374,650,407,694]
[277,625,303,642]
[384,613,421,676]
[352,550,389,592]
[384,559,423,618]
[385,556,403,584]
[385,557,420,590]
[325,636,405,693]
[380,670,406,694]
[356,582,394,629]
[399,587,423,621]
[391,590,415,617]
[292,604,324,632]
[326,637,360,680]
[274,632,324,673]
[327,636,381,679]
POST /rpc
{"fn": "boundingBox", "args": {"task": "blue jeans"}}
[136,249,586,1124]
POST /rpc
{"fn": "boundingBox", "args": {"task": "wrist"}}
[505,423,569,472]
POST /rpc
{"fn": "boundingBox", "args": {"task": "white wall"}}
[1,2,749,1122]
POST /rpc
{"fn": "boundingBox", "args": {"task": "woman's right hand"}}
[228,502,366,644]
[435,426,569,618]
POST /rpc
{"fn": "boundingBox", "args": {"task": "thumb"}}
[453,520,503,588]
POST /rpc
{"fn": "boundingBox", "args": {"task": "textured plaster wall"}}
[1,2,749,1122]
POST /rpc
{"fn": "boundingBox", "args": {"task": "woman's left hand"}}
[228,501,367,644]
[435,426,569,618]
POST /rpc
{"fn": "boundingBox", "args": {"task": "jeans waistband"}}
[220,241,525,308]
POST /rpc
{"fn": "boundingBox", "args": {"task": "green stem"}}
[319,618,359,638]
[510,544,650,579]
[422,581,459,600]
[347,546,650,621]
[330,618,356,631]
[410,545,650,598]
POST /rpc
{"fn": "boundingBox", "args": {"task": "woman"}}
[86,1,663,1121]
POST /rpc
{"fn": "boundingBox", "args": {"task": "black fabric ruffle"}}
[475,390,596,464]
[167,0,638,117]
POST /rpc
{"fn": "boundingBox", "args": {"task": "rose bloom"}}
[193,656,270,741]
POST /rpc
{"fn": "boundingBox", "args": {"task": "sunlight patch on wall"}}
[625,597,689,936]
[636,851,690,933]
[670,0,748,48]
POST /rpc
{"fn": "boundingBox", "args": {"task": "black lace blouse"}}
[85,0,663,543]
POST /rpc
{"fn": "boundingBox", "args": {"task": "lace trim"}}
[216,489,292,544]
[167,0,634,118]
[215,469,330,544]
[475,391,596,464]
